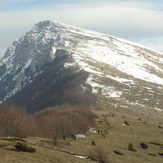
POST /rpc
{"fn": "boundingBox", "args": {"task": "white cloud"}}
[0,1,163,55]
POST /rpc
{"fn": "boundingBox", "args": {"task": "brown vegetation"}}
[128,143,136,152]
[89,145,110,163]
[0,103,95,139]
[0,102,28,138]
[15,142,36,153]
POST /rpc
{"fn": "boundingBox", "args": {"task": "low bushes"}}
[0,103,95,139]
[128,143,136,152]
[0,103,28,138]
[89,145,110,163]
[140,143,148,149]
[15,142,36,153]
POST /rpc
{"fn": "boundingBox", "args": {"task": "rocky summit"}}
[0,20,162,113]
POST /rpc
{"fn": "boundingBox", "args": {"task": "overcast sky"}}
[0,0,163,57]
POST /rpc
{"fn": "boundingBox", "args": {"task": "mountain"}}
[0,20,163,113]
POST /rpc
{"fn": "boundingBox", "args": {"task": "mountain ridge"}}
[0,20,162,112]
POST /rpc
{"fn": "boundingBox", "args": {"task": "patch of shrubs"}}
[89,145,110,163]
[128,143,136,152]
[92,140,96,146]
[124,121,130,126]
[15,142,36,153]
[140,143,148,149]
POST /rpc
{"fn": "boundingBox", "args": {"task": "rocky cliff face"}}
[0,21,65,101]
[0,20,162,113]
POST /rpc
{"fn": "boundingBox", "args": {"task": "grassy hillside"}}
[0,107,163,163]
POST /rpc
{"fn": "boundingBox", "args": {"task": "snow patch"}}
[154,107,162,112]
[76,61,103,75]
[86,76,122,98]
[75,134,86,138]
[102,87,122,98]
[89,128,97,133]
[106,75,135,84]
[63,62,75,68]
[71,34,163,85]
[50,47,56,59]
[74,155,87,159]
[24,58,32,68]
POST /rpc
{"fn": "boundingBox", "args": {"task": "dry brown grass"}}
[0,106,163,163]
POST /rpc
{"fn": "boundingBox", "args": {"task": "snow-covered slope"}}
[0,20,162,112]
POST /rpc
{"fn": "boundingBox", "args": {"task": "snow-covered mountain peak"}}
[31,20,64,34]
[0,20,162,112]
[33,20,57,30]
